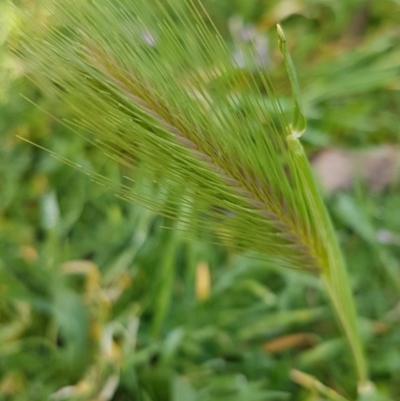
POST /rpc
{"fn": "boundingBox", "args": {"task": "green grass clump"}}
[1,0,400,400]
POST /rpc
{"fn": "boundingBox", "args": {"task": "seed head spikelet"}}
[13,0,370,390]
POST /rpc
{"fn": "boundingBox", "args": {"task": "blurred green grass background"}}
[1,1,400,400]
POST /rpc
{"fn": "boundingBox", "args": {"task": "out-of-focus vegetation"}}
[1,1,400,400]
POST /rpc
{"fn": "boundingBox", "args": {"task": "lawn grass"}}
[1,1,400,400]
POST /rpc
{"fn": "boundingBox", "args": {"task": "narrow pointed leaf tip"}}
[277,24,307,138]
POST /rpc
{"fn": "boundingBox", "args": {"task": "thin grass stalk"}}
[11,0,371,392]
[288,140,368,385]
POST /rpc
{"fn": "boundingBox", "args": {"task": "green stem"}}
[322,258,368,386]
[292,137,368,386]
[280,25,368,387]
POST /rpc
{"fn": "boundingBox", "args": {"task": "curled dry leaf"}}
[195,261,211,301]
[262,332,319,354]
